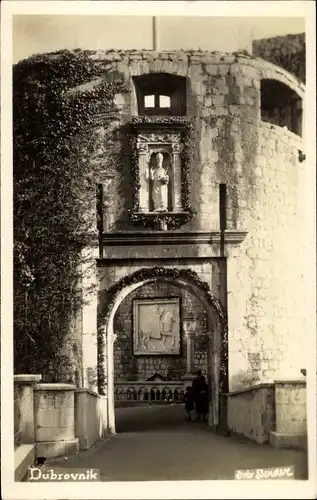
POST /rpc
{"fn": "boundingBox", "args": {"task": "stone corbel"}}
[298,150,306,163]
[223,230,248,245]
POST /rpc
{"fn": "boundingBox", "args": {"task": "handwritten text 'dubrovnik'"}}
[27,467,100,481]
[235,466,294,480]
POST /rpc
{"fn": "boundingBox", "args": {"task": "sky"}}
[12,15,305,63]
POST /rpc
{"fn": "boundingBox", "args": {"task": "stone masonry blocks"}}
[89,48,306,391]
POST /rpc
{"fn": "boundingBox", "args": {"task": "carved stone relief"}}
[133,298,180,355]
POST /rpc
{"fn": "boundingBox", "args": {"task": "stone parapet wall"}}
[14,375,108,467]
[226,379,307,449]
[269,380,307,450]
[114,381,184,406]
[33,383,79,458]
[14,374,42,445]
[226,383,275,444]
[75,388,108,450]
[274,380,307,435]
[66,48,304,92]
[34,384,76,442]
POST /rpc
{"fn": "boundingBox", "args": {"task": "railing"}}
[114,381,184,405]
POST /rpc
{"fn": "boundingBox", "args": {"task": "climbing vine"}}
[127,117,195,229]
[97,267,228,395]
[14,49,126,382]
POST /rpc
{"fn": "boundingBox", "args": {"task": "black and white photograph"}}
[1,1,316,499]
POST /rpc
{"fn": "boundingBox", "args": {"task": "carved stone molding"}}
[136,132,182,148]
[102,230,248,246]
[136,140,149,154]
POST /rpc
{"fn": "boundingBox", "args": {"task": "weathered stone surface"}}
[205,64,218,76]
[227,384,275,444]
[73,47,308,401]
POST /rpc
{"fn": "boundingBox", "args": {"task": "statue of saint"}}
[150,152,169,212]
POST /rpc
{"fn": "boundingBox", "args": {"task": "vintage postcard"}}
[1,1,316,499]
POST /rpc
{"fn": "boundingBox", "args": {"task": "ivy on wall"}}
[127,117,195,229]
[14,49,126,382]
[97,267,228,395]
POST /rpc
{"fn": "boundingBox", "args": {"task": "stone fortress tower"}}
[70,36,307,436]
[17,33,306,439]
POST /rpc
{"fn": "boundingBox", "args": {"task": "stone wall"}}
[94,50,304,235]
[17,47,308,441]
[14,374,107,473]
[227,122,306,389]
[75,388,108,450]
[95,50,305,391]
[81,49,307,393]
[274,381,307,435]
[33,384,77,452]
[226,383,275,444]
[252,33,305,82]
[113,282,208,381]
[269,380,307,450]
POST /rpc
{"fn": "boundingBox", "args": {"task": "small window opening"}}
[159,95,171,108]
[144,95,155,108]
[134,73,187,116]
[261,79,302,136]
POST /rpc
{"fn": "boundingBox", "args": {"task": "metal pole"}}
[153,16,158,50]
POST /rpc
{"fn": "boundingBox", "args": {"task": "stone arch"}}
[98,267,228,434]
[260,78,303,136]
[259,61,304,99]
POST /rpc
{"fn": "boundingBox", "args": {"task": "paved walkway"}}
[48,404,308,481]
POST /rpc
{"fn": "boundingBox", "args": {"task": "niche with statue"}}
[129,118,194,230]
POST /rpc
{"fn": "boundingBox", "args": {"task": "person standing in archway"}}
[192,370,209,422]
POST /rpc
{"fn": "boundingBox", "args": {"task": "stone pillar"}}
[107,332,117,434]
[186,331,196,375]
[136,141,149,213]
[182,321,196,389]
[14,374,42,445]
[269,380,307,450]
[34,383,79,458]
[172,143,183,212]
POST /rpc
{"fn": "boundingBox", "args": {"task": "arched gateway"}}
[98,267,228,434]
